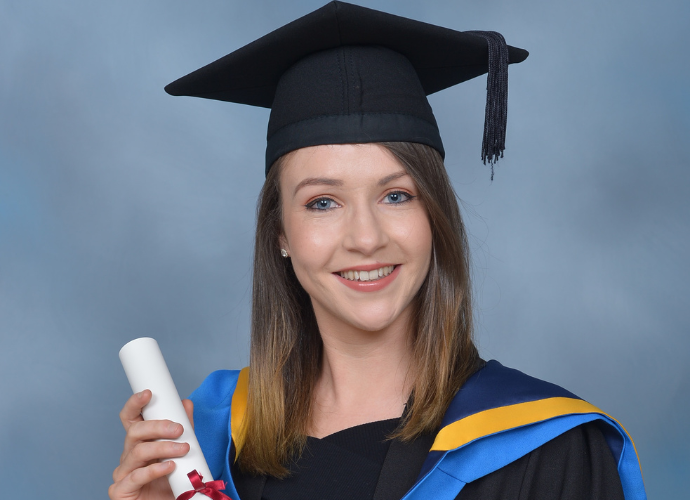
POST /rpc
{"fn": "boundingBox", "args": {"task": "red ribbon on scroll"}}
[176,470,231,500]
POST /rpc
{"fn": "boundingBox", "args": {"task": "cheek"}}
[290,224,336,261]
[413,225,433,278]
[392,213,433,262]
[284,216,341,284]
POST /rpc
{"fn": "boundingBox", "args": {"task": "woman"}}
[109,2,646,500]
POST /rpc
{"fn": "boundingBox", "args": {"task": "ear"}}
[279,234,290,254]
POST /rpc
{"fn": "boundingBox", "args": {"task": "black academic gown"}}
[189,361,646,500]
[230,419,625,500]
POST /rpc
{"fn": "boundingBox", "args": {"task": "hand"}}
[108,390,194,500]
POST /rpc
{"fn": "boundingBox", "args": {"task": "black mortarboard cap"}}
[165,1,528,176]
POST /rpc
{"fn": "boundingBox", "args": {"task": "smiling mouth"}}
[337,265,397,282]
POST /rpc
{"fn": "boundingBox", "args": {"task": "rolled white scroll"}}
[119,337,215,500]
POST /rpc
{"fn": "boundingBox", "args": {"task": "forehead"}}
[279,144,407,188]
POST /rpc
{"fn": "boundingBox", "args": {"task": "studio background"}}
[1,0,687,497]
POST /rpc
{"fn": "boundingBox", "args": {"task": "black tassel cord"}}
[467,31,509,180]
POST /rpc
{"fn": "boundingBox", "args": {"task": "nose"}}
[342,201,389,255]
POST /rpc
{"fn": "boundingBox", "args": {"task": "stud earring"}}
[280,249,289,258]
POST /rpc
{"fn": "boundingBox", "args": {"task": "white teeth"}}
[339,265,396,282]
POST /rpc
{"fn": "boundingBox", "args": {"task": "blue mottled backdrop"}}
[1,0,688,497]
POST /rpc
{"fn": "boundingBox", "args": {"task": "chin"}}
[341,308,406,333]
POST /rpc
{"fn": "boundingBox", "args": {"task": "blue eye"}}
[384,191,412,204]
[307,198,336,210]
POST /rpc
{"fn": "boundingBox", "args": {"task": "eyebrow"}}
[377,171,409,186]
[293,171,409,196]
[293,177,343,196]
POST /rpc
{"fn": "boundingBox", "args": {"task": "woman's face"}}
[279,143,433,334]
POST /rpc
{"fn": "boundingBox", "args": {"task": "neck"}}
[309,308,414,438]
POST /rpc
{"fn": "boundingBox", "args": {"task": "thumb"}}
[182,399,194,429]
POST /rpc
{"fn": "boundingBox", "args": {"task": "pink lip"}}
[334,265,401,292]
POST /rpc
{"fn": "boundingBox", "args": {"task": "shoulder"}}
[189,369,244,480]
[432,361,644,500]
[435,360,594,454]
[458,422,625,499]
[190,369,242,411]
[444,359,581,423]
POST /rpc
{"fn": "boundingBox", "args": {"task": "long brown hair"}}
[239,142,478,477]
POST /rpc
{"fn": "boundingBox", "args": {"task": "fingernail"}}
[173,442,187,451]
[167,422,181,433]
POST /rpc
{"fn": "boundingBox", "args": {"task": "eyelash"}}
[305,191,415,211]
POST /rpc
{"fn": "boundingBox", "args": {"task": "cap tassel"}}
[468,31,509,180]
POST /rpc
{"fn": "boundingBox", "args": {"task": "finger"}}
[182,399,194,429]
[122,419,184,459]
[114,440,189,482]
[109,460,175,499]
[119,390,151,431]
